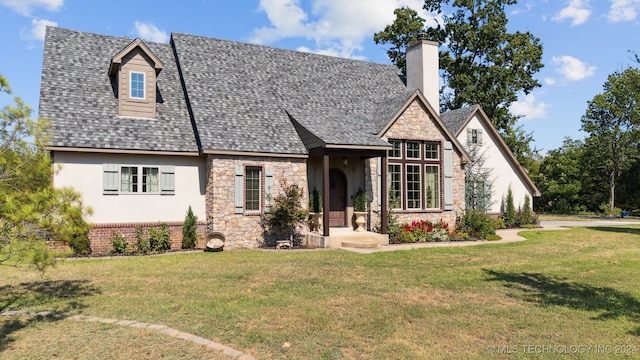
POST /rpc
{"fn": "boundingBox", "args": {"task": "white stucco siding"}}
[53,152,206,223]
[459,115,534,213]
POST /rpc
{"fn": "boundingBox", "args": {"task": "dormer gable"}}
[109,38,163,119]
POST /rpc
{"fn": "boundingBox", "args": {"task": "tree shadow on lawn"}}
[0,280,101,352]
[483,270,640,336]
[586,226,640,236]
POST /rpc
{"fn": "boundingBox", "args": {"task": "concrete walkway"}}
[340,219,640,254]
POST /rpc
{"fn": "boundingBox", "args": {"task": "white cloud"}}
[251,0,437,60]
[0,0,62,16]
[134,21,169,43]
[607,0,640,22]
[510,93,549,120]
[543,77,556,86]
[552,0,591,26]
[552,55,596,81]
[20,18,57,41]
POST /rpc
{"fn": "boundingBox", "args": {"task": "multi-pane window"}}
[142,167,159,193]
[121,166,138,192]
[406,165,421,209]
[406,141,420,159]
[388,164,402,208]
[425,165,440,208]
[389,140,401,158]
[425,142,439,159]
[245,167,261,211]
[387,139,443,211]
[130,72,145,99]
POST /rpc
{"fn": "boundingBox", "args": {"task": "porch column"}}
[322,153,330,237]
[381,155,388,234]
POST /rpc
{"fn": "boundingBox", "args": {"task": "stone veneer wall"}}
[205,154,308,249]
[86,221,208,254]
[370,100,466,229]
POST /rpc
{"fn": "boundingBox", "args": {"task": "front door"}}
[329,168,347,227]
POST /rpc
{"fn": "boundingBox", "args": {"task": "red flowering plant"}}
[397,219,451,243]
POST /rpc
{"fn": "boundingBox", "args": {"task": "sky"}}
[1,0,639,154]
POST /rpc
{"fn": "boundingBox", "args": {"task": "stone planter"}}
[354,211,367,232]
[309,212,323,233]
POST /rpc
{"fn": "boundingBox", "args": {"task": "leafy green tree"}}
[535,138,586,213]
[374,0,544,165]
[264,179,308,245]
[1,74,92,272]
[373,7,426,75]
[580,68,640,213]
[464,145,493,211]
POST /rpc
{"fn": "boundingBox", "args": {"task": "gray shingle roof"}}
[40,27,198,153]
[439,104,480,135]
[170,32,407,153]
[40,27,409,155]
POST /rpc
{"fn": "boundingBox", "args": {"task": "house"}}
[40,27,532,253]
[441,105,541,215]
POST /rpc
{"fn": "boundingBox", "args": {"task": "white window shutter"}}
[103,163,119,195]
[265,166,274,212]
[478,129,483,145]
[160,166,175,195]
[234,165,244,214]
[444,141,453,210]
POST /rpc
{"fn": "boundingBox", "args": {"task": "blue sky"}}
[1,0,638,153]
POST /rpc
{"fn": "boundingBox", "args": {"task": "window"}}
[468,128,483,145]
[406,164,421,209]
[406,141,420,159]
[245,167,261,211]
[386,139,448,211]
[389,140,401,158]
[103,164,174,195]
[425,142,439,159]
[425,165,440,208]
[388,164,402,208]
[130,71,145,99]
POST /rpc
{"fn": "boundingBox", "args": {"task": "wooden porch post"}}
[322,153,330,237]
[381,155,388,234]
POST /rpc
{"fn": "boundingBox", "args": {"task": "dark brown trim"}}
[322,154,330,237]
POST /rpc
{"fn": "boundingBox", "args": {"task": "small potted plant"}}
[354,187,367,232]
[309,187,323,233]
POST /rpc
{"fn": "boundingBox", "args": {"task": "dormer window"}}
[130,71,145,99]
[109,38,163,119]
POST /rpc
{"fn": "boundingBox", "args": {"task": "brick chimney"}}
[406,33,439,114]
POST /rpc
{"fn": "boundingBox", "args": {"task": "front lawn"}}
[2,225,640,359]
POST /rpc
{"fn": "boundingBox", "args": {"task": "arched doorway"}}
[329,168,347,227]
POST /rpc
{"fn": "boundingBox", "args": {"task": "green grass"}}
[2,225,640,359]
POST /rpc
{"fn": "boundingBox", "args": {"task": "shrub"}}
[354,187,367,212]
[503,186,516,227]
[485,234,502,241]
[394,228,414,243]
[400,219,451,242]
[134,226,150,254]
[456,210,496,240]
[493,217,506,230]
[599,203,621,217]
[182,206,198,249]
[109,232,128,254]
[68,233,91,255]
[149,223,171,252]
[264,179,308,244]
[310,187,322,213]
[373,208,401,242]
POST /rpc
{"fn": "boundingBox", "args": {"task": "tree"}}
[503,186,516,227]
[1,74,92,272]
[464,145,493,211]
[580,68,640,213]
[535,138,586,213]
[182,206,198,249]
[263,179,308,246]
[373,7,426,75]
[374,0,544,165]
